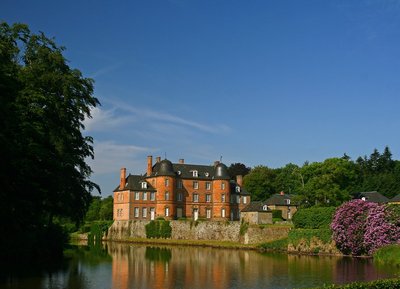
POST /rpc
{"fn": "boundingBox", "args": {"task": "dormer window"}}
[236,186,241,193]
[141,182,147,189]
[361,197,366,201]
[192,170,198,177]
[285,199,291,205]
[263,205,268,211]
[205,172,209,177]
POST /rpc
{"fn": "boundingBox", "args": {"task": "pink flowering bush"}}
[331,200,400,255]
[364,205,400,254]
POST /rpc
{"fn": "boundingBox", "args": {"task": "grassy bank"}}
[104,237,258,250]
[310,278,400,288]
[373,244,400,266]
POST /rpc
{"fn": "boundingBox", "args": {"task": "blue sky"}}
[3,0,400,196]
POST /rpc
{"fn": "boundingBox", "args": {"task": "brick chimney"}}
[214,161,220,166]
[119,167,126,190]
[147,155,153,176]
[156,156,161,163]
[280,191,285,195]
[236,175,243,187]
[179,159,184,164]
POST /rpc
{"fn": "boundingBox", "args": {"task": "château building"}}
[113,156,251,221]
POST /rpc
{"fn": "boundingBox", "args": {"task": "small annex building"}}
[241,201,272,225]
[353,191,389,204]
[113,156,251,221]
[388,194,400,205]
[265,192,297,220]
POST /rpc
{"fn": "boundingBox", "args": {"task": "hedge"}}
[145,220,172,239]
[311,278,400,288]
[292,207,336,229]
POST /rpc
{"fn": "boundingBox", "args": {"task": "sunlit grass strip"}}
[111,237,258,249]
[309,278,400,288]
[373,244,400,266]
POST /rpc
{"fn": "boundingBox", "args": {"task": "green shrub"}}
[373,244,400,266]
[259,238,288,251]
[292,207,336,229]
[272,210,283,219]
[288,228,332,246]
[145,220,172,239]
[239,221,249,236]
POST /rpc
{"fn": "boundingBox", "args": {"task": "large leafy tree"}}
[243,165,277,201]
[227,162,251,180]
[0,22,99,256]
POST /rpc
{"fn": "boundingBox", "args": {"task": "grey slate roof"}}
[241,201,270,212]
[390,194,400,202]
[265,194,296,206]
[147,160,230,180]
[113,174,156,192]
[354,191,389,203]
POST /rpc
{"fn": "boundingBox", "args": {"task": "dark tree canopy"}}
[227,162,251,179]
[0,22,100,257]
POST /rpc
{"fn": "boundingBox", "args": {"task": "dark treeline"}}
[241,146,400,206]
[0,22,99,261]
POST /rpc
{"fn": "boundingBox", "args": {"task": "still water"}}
[1,242,398,289]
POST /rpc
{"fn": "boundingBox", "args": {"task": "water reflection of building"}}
[107,243,395,289]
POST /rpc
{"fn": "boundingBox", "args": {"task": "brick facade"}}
[113,156,251,221]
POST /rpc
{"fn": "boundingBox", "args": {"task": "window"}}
[236,186,241,193]
[177,180,183,189]
[221,208,226,218]
[193,181,199,189]
[165,191,169,201]
[243,196,247,204]
[263,205,268,211]
[117,208,123,217]
[192,170,198,177]
[177,193,183,202]
[135,192,140,200]
[236,195,240,204]
[193,193,199,202]
[143,192,147,201]
[206,194,211,203]
[118,193,124,201]
[206,208,211,219]
[134,207,139,217]
[206,182,211,190]
[142,207,147,218]
[165,178,169,187]
[141,182,147,189]
[221,182,225,190]
[150,192,155,201]
[165,207,169,217]
[221,194,225,202]
[285,199,291,205]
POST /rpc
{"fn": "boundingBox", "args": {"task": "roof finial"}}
[164,152,167,160]
[220,156,223,163]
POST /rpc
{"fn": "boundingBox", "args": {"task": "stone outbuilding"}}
[265,192,297,220]
[353,191,389,204]
[240,201,272,224]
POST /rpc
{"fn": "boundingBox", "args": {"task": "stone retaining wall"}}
[107,220,290,245]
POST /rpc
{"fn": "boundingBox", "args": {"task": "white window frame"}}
[177,192,182,202]
[150,192,155,201]
[134,207,139,218]
[165,191,169,201]
[221,208,226,218]
[193,181,199,189]
[192,170,198,177]
[143,191,147,201]
[165,207,169,217]
[206,208,211,219]
[135,192,140,200]
[206,194,211,203]
[221,182,225,190]
[222,194,225,202]
[206,182,211,190]
[142,207,147,218]
[141,182,147,189]
[165,178,169,187]
[193,193,199,202]
[243,196,247,204]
